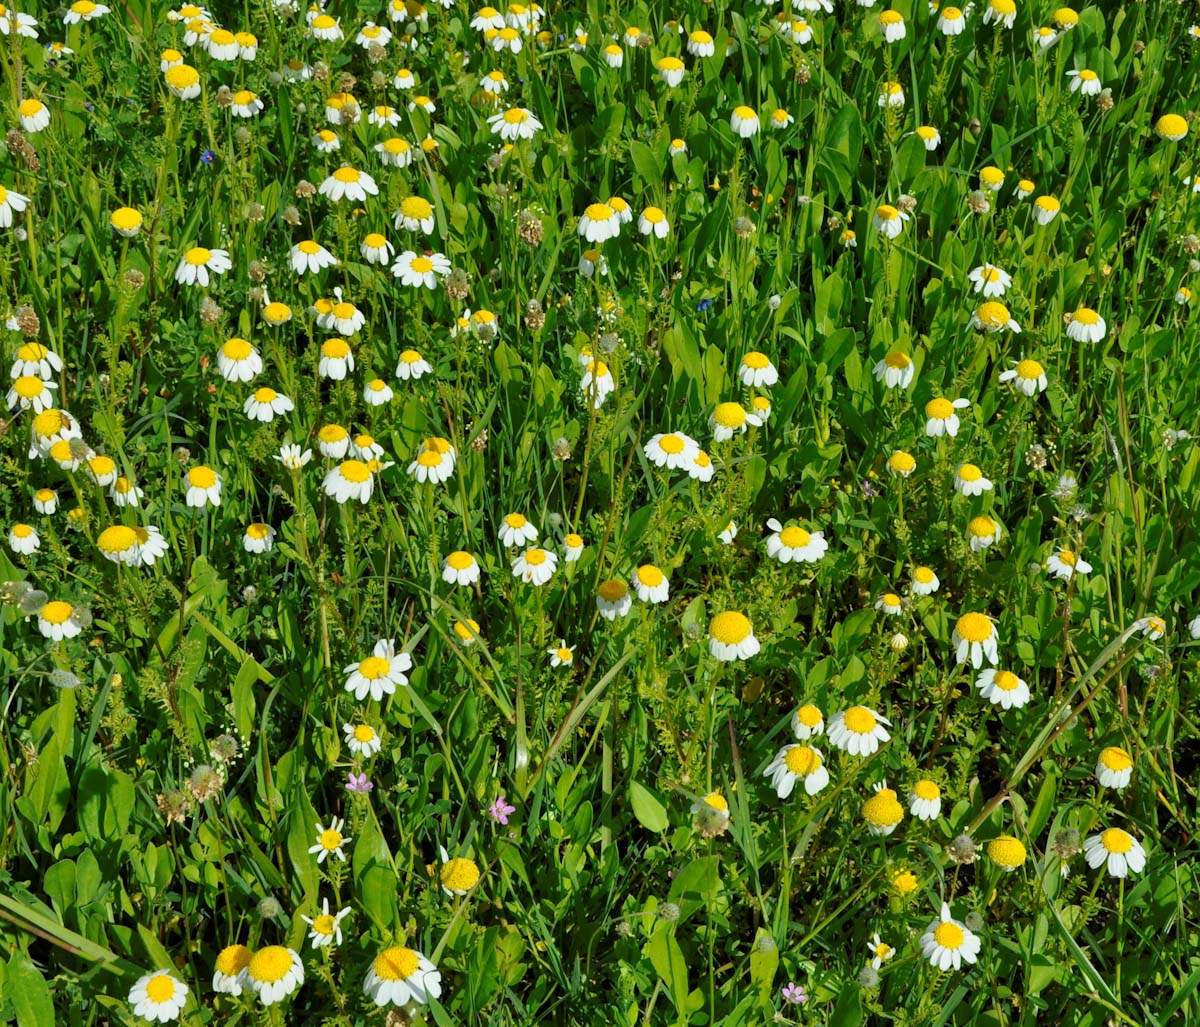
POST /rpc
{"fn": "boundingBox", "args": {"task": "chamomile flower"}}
[875,593,903,615]
[309,12,342,40]
[689,449,715,482]
[128,972,188,1023]
[0,184,29,227]
[730,105,760,138]
[1135,615,1167,640]
[638,206,670,238]
[644,431,700,470]
[363,947,442,1007]
[710,401,761,441]
[344,722,382,758]
[244,946,305,1006]
[548,640,575,667]
[243,387,294,423]
[184,465,222,507]
[1033,195,1061,224]
[878,82,905,108]
[925,397,971,438]
[786,705,822,742]
[564,533,584,561]
[769,108,794,130]
[243,523,276,553]
[718,521,737,545]
[163,63,201,99]
[38,599,82,640]
[1,8,40,37]
[738,351,778,387]
[878,9,905,41]
[8,523,39,555]
[96,524,139,564]
[487,107,542,140]
[302,899,351,949]
[392,250,451,289]
[131,526,167,568]
[290,239,338,275]
[363,379,393,406]
[395,349,432,381]
[481,70,509,95]
[1083,828,1146,878]
[972,301,1021,333]
[499,512,537,547]
[920,904,981,970]
[1095,747,1133,789]
[873,203,908,238]
[317,338,354,381]
[7,375,56,412]
[1191,614,1200,640]
[687,29,714,56]
[827,707,891,756]
[18,97,49,133]
[888,450,916,476]
[408,437,455,484]
[632,563,669,603]
[512,546,558,585]
[11,342,63,379]
[368,104,401,128]
[323,459,375,504]
[911,566,940,594]
[1157,113,1189,142]
[1067,68,1101,95]
[320,167,378,204]
[910,780,942,820]
[999,358,1047,396]
[316,424,350,459]
[765,519,828,564]
[344,639,411,701]
[937,5,966,33]
[580,360,614,408]
[578,202,620,243]
[470,5,504,30]
[578,248,608,277]
[1066,306,1106,342]
[212,945,252,996]
[868,934,895,969]
[230,89,263,117]
[707,611,759,661]
[765,744,829,798]
[968,263,1012,297]
[112,476,146,507]
[873,351,914,389]
[262,297,292,326]
[954,464,992,496]
[85,455,116,487]
[988,835,1027,872]
[175,246,232,287]
[319,288,366,335]
[862,782,904,836]
[975,668,1029,708]
[1046,548,1092,580]
[596,579,632,620]
[954,613,999,667]
[967,515,1002,552]
[915,125,941,149]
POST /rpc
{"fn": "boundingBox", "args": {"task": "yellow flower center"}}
[410,256,434,273]
[312,14,336,28]
[960,465,984,483]
[184,246,212,266]
[447,551,474,570]
[111,207,142,231]
[333,167,361,184]
[1100,747,1132,771]
[876,204,899,221]
[797,704,821,727]
[503,108,528,123]
[187,468,217,491]
[504,513,527,528]
[784,746,821,775]
[659,434,686,454]
[253,388,278,404]
[880,10,903,25]
[1057,550,1077,565]
[1073,307,1099,325]
[925,398,954,419]
[264,303,291,322]
[733,105,755,119]
[942,6,962,17]
[934,922,965,949]
[358,656,390,680]
[976,301,1011,327]
[165,65,199,90]
[778,526,811,548]
[97,525,137,553]
[247,523,271,540]
[914,566,934,582]
[319,828,343,850]
[364,233,387,248]
[312,914,336,935]
[598,579,628,602]
[956,612,993,642]
[884,351,911,369]
[1101,828,1132,853]
[636,564,663,586]
[980,166,1004,186]
[1036,196,1060,211]
[703,792,727,811]
[565,533,583,548]
[710,611,751,644]
[713,402,747,428]
[555,648,573,662]
[145,975,176,1003]
[12,524,32,538]
[1078,69,1097,81]
[914,779,940,800]
[1016,359,1044,379]
[881,593,901,607]
[441,857,481,891]
[843,706,877,734]
[642,206,665,223]
[215,944,252,976]
[890,451,915,472]
[247,946,294,984]
[968,516,998,538]
[584,202,614,221]
[373,947,419,981]
[1157,114,1188,139]
[691,30,712,43]
[353,724,376,743]
[863,790,903,826]
[988,835,1027,868]
[994,670,1020,691]
[892,870,917,894]
[41,601,73,624]
[524,548,548,566]
[13,376,44,398]
[322,338,351,358]
[332,303,356,321]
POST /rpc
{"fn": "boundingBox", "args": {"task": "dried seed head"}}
[517,208,544,246]
[215,85,233,109]
[897,193,918,214]
[199,296,223,327]
[156,788,194,826]
[948,833,977,864]
[552,437,572,462]
[248,260,267,283]
[282,204,302,226]
[295,180,317,200]
[444,268,470,301]
[187,764,224,803]
[967,190,991,215]
[733,216,756,238]
[124,268,146,289]
[15,305,39,338]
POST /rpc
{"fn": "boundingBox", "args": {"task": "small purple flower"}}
[201,149,217,165]
[781,982,808,1005]
[346,772,373,794]
[488,795,516,825]
[861,477,881,498]
[696,298,714,312]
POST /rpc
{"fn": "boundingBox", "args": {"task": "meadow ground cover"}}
[0,0,1199,1024]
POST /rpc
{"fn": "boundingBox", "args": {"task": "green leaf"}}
[7,952,54,1027]
[645,924,689,1014]
[629,780,669,833]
